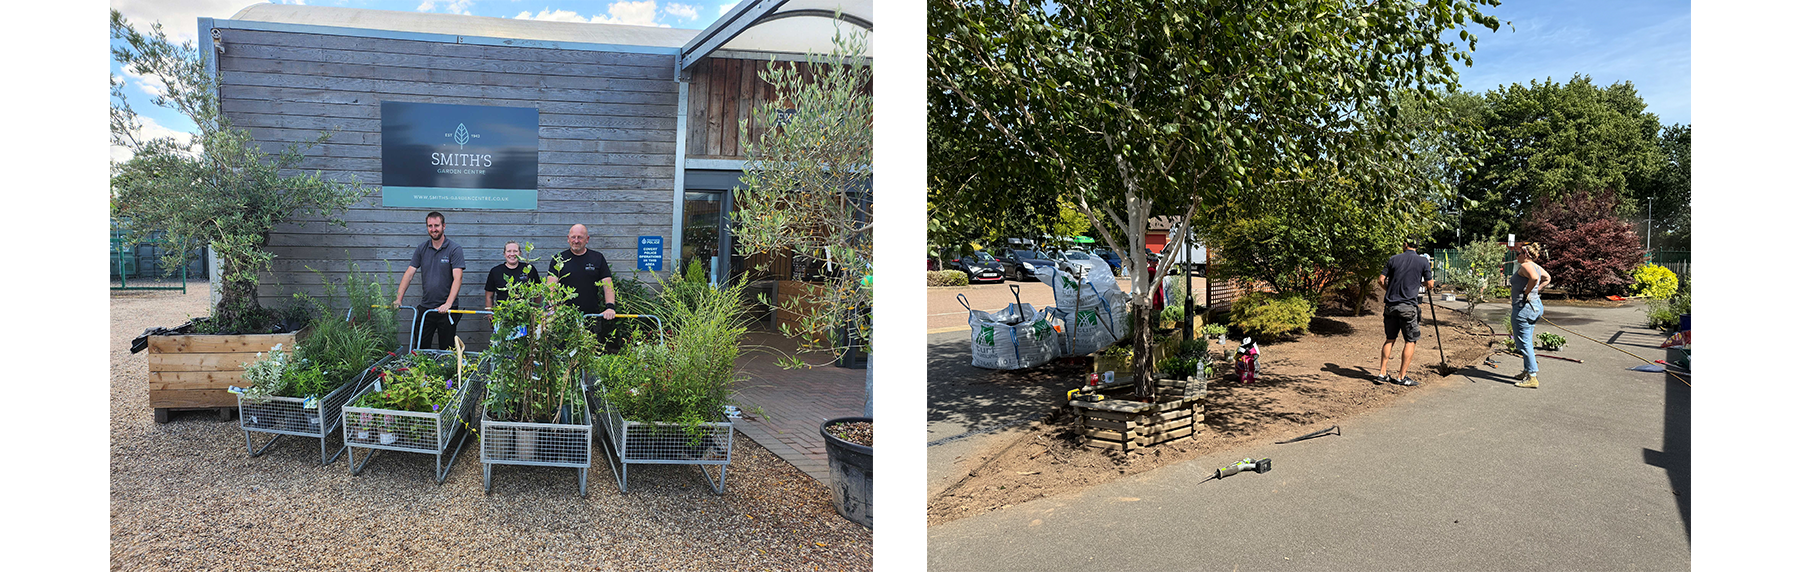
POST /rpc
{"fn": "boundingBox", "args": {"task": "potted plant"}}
[343,347,482,483]
[821,417,872,527]
[234,267,396,464]
[111,14,367,422]
[480,272,599,496]
[733,29,873,524]
[593,260,747,494]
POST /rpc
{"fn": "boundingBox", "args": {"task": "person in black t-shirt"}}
[484,241,540,308]
[545,224,616,343]
[1374,237,1435,387]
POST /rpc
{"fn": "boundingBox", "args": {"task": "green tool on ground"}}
[1201,457,1272,483]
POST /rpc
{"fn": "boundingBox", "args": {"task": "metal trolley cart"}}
[589,314,735,494]
[342,308,489,483]
[239,351,395,465]
[478,306,598,497]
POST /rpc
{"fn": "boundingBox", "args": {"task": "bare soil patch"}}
[926,297,1498,526]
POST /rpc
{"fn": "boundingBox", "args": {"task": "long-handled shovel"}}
[1426,285,1451,376]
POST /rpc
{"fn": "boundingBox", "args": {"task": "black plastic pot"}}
[821,416,872,528]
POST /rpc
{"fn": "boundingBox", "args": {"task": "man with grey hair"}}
[546,224,617,343]
[393,211,465,350]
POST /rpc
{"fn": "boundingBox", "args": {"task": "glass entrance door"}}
[681,190,724,284]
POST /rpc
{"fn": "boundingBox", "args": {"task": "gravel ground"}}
[111,286,872,571]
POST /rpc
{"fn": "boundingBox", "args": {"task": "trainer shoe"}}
[1393,377,1419,387]
[1513,370,1531,380]
[1515,374,1539,389]
[1373,374,1390,385]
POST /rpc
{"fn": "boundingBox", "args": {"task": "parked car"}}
[1054,250,1106,277]
[994,248,1059,282]
[946,251,1007,283]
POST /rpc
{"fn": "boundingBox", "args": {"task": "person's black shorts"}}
[1383,302,1421,343]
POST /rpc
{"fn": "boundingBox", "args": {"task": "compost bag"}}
[959,295,1061,370]
[1034,267,1128,356]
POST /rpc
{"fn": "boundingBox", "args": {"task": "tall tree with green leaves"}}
[930,0,1500,397]
[110,11,366,332]
[1637,123,1690,250]
[732,29,874,415]
[1457,75,1665,240]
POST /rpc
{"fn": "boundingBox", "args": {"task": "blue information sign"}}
[380,101,539,210]
[637,236,664,271]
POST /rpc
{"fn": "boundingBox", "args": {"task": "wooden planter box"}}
[147,330,302,422]
[1071,375,1207,452]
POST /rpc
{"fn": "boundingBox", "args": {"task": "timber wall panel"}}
[215,27,679,350]
[684,57,870,160]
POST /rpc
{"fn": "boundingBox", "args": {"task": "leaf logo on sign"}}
[453,123,471,149]
[977,326,995,346]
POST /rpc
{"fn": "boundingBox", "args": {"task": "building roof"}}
[228,3,872,58]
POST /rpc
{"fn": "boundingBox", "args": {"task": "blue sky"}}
[1457,0,1690,126]
[110,0,744,161]
[111,0,1692,161]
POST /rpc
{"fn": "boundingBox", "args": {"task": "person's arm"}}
[601,277,617,319]
[394,266,418,307]
[485,290,494,309]
[439,268,463,313]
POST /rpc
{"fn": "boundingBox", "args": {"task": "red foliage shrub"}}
[1524,189,1645,297]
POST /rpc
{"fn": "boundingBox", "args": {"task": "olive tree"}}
[929,0,1500,397]
[111,10,365,332]
[731,29,874,413]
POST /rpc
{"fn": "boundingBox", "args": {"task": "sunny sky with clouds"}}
[109,0,743,161]
[110,0,1691,161]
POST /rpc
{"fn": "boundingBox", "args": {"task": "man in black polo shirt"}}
[1375,237,1434,386]
[393,211,466,350]
[546,224,616,343]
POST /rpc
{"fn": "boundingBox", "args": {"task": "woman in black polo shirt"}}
[484,241,541,308]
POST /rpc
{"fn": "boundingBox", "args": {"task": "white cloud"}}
[719,1,740,16]
[111,114,197,164]
[592,1,663,26]
[119,66,168,99]
[110,0,247,44]
[515,1,672,27]
[665,3,699,20]
[515,8,591,23]
[417,1,435,11]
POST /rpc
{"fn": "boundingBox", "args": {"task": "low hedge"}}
[927,270,970,287]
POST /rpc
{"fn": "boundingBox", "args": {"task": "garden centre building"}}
[202,2,872,346]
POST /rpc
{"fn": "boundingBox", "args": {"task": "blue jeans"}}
[1511,296,1543,374]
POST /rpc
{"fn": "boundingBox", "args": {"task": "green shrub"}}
[1228,291,1316,339]
[1201,322,1228,338]
[926,270,969,287]
[1536,332,1567,351]
[1628,264,1679,300]
[1646,280,1691,331]
[1158,356,1200,379]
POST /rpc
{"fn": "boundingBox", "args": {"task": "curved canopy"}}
[681,0,874,71]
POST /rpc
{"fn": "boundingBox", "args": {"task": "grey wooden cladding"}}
[213,25,679,338]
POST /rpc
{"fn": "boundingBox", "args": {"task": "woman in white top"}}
[1508,243,1551,388]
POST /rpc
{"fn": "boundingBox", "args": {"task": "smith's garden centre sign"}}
[381,101,539,210]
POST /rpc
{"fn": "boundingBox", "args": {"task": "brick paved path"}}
[732,329,867,483]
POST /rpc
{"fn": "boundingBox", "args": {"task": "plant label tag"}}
[302,396,319,410]
[227,386,245,395]
[372,380,383,393]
